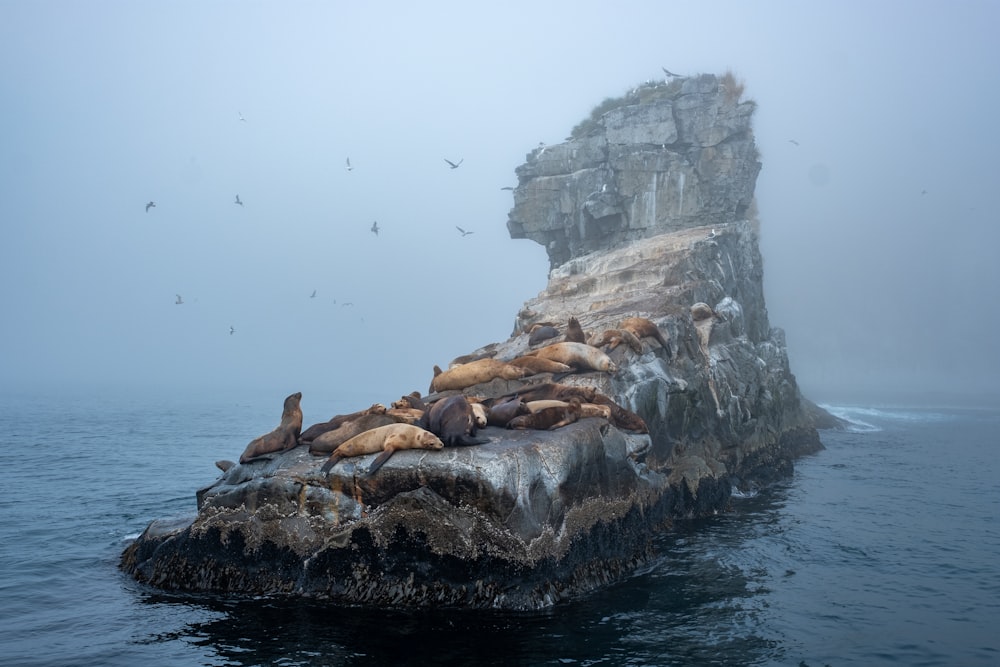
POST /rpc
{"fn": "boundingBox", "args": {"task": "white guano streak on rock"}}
[677,171,685,216]
[647,173,658,225]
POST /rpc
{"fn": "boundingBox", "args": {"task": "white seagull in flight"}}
[444,158,463,169]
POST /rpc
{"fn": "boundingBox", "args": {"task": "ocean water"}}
[1,388,998,666]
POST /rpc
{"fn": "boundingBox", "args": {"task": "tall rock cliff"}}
[121,73,823,610]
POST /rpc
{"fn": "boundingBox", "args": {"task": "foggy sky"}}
[2,1,998,408]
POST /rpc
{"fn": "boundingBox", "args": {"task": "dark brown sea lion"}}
[239,392,303,463]
[485,395,530,427]
[421,395,490,446]
[589,394,649,433]
[620,316,672,357]
[299,403,386,444]
[587,328,643,354]
[308,412,407,454]
[564,316,586,343]
[508,397,582,430]
[319,423,444,476]
[528,324,559,346]
[505,382,598,404]
[429,359,528,393]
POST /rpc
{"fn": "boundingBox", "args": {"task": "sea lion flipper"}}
[320,454,343,475]
[367,448,396,475]
[452,435,489,446]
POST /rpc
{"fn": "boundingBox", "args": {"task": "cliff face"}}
[508,73,761,269]
[121,73,823,609]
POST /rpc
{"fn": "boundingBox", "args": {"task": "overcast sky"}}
[2,1,997,408]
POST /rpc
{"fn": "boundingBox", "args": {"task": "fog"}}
[2,1,997,408]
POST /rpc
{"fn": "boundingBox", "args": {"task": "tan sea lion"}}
[507,355,574,375]
[527,342,617,373]
[564,316,586,343]
[421,395,489,446]
[508,397,582,430]
[528,324,559,346]
[319,423,444,476]
[299,403,386,444]
[308,412,407,454]
[429,358,529,393]
[620,316,672,356]
[386,407,424,424]
[485,395,530,427]
[215,460,236,473]
[470,402,488,429]
[525,400,612,421]
[503,382,598,404]
[239,392,303,463]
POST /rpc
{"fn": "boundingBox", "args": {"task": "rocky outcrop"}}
[508,73,760,269]
[121,72,823,609]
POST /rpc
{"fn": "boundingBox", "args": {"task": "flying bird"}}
[238,111,247,122]
[345,157,353,171]
[341,302,354,307]
[310,290,317,298]
[175,294,183,305]
[444,158,463,169]
[788,139,800,146]
[371,221,379,236]
[234,194,243,206]
[229,326,235,335]
[145,201,155,212]
[921,189,928,195]
[661,67,680,78]
[500,186,514,191]
[456,226,473,237]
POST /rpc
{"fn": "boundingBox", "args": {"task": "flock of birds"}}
[151,112,480,336]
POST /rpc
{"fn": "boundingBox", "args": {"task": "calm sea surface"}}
[1,388,997,666]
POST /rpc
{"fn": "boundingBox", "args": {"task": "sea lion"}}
[589,394,649,433]
[215,460,236,473]
[691,302,716,321]
[299,403,386,444]
[528,324,559,346]
[422,395,490,446]
[620,316,672,357]
[485,395,530,427]
[524,400,612,421]
[504,382,598,404]
[239,392,303,463]
[429,358,529,393]
[564,316,586,343]
[587,329,643,354]
[527,342,617,373]
[508,397,582,430]
[308,412,407,454]
[386,407,424,424]
[448,350,497,368]
[470,402,488,429]
[507,355,574,375]
[319,423,444,476]
[391,392,427,411]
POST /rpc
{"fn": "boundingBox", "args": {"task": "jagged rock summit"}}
[121,72,824,610]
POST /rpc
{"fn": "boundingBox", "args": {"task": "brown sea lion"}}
[587,329,643,354]
[620,316,672,357]
[319,423,443,476]
[507,355,574,375]
[239,392,303,463]
[215,460,236,473]
[308,412,407,454]
[504,382,598,404]
[528,324,559,346]
[391,392,427,411]
[429,358,528,393]
[485,395,530,427]
[691,302,716,321]
[508,397,582,430]
[524,399,612,421]
[589,394,649,433]
[527,342,617,373]
[299,403,387,444]
[421,395,490,446]
[565,316,586,343]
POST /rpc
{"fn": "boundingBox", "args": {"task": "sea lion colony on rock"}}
[233,311,664,472]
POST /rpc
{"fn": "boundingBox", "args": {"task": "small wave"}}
[822,404,959,431]
[730,485,759,499]
[819,405,882,432]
